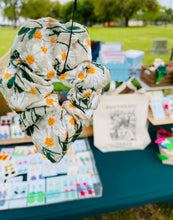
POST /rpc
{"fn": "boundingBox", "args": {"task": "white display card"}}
[0,125,10,140]
[27,179,45,206]
[9,181,28,209]
[0,183,12,210]
[10,124,24,139]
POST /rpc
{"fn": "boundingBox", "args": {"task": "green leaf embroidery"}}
[77,39,87,53]
[18,27,30,35]
[22,71,34,82]
[42,147,61,163]
[67,26,81,30]
[14,82,24,93]
[28,27,37,39]
[7,76,15,89]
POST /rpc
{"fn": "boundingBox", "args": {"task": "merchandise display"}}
[155,127,173,165]
[0,138,102,210]
[147,91,173,125]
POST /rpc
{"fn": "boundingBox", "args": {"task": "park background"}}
[1,0,173,219]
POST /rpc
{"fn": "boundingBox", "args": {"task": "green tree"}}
[1,0,21,28]
[61,0,95,25]
[93,0,118,25]
[20,0,61,19]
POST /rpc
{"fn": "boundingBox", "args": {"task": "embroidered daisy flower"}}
[46,98,56,105]
[69,117,76,125]
[78,73,86,79]
[84,92,91,98]
[47,71,55,79]
[61,53,66,61]
[48,117,55,126]
[87,39,91,47]
[50,38,56,43]
[41,47,47,54]
[60,72,67,80]
[45,137,53,147]
[26,55,35,64]
[34,31,42,39]
[68,103,76,109]
[87,67,95,74]
[30,87,36,95]
[4,73,11,79]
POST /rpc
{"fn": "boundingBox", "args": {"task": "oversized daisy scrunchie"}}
[0,17,110,163]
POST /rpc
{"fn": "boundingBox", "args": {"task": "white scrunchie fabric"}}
[0,17,110,163]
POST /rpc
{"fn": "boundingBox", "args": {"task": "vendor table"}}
[0,123,173,220]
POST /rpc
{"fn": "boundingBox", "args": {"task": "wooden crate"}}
[140,65,173,87]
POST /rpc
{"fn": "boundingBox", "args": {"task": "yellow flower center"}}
[45,92,51,97]
[15,107,22,112]
[47,71,55,79]
[30,87,36,95]
[50,38,56,43]
[45,137,53,147]
[84,92,92,98]
[4,73,11,79]
[69,117,76,125]
[68,104,76,109]
[34,31,42,39]
[49,19,55,22]
[34,144,38,151]
[48,117,55,126]
[65,132,68,139]
[17,59,22,64]
[87,39,91,47]
[60,72,67,80]
[46,98,56,105]
[61,53,67,61]
[26,55,35,64]
[41,47,47,54]
[87,67,95,74]
[78,73,86,79]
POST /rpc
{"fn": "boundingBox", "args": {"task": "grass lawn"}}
[1,25,173,65]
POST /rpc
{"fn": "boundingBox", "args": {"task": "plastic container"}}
[125,50,144,76]
[97,58,129,82]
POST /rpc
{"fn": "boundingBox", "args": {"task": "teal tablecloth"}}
[0,124,173,220]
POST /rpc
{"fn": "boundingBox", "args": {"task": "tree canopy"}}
[0,0,170,28]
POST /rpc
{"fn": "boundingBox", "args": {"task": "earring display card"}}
[76,174,95,199]
[42,159,58,177]
[16,156,29,175]
[46,175,77,204]
[27,179,45,206]
[13,145,37,157]
[9,181,28,209]
[76,152,93,166]
[27,164,44,181]
[73,139,88,153]
[56,155,70,174]
[0,148,14,162]
[1,158,18,181]
[6,176,23,184]
[28,153,43,165]
[10,125,24,139]
[78,164,98,184]
[0,116,11,126]
[0,126,10,140]
[150,102,166,120]
[0,183,12,210]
